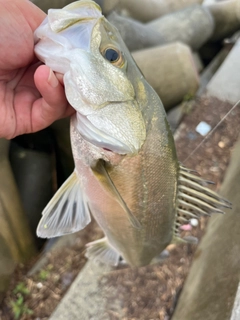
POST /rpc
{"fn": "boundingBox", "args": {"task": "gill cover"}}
[34,0,146,154]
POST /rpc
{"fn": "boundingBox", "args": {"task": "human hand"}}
[0,0,75,139]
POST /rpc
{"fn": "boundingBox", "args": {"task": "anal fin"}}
[37,170,91,238]
[85,237,120,266]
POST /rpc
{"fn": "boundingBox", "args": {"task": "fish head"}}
[34,0,147,155]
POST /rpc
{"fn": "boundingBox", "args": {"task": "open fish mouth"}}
[74,112,143,154]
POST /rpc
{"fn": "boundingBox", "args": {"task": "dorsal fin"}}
[174,164,232,240]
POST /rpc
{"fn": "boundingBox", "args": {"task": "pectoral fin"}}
[91,160,142,229]
[37,171,91,238]
[85,237,120,266]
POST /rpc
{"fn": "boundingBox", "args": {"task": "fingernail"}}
[48,69,59,88]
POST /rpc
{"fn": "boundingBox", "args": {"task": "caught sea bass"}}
[34,0,231,267]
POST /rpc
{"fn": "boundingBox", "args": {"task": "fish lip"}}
[74,112,137,154]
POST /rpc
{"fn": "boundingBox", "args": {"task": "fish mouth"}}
[74,112,137,154]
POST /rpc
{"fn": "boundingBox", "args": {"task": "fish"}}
[34,0,231,267]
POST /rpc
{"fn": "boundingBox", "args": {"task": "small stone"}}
[218,141,225,148]
[180,224,192,231]
[195,121,211,136]
[210,166,219,172]
[61,272,74,290]
[187,131,198,140]
[36,282,43,289]
[190,218,199,227]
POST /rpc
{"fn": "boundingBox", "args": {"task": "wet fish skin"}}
[34,0,231,267]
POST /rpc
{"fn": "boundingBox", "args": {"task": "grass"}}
[38,264,53,281]
[10,282,33,319]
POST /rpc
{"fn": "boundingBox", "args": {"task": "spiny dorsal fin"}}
[85,237,120,266]
[91,160,142,229]
[37,171,91,238]
[174,164,232,239]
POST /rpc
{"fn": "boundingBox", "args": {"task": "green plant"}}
[39,269,50,281]
[10,295,33,319]
[38,264,53,281]
[183,92,194,102]
[13,282,30,295]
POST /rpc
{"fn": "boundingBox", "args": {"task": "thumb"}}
[32,65,74,131]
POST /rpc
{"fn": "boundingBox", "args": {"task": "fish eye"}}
[104,48,119,62]
[102,46,124,67]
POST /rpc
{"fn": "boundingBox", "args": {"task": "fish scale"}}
[34,0,231,267]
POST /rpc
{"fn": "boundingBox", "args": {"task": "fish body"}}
[71,89,178,266]
[34,0,231,267]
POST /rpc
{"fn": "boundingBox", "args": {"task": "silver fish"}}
[34,0,231,267]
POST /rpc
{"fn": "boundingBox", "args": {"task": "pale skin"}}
[0,0,75,139]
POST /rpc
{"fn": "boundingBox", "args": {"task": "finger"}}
[55,72,64,85]
[32,65,74,132]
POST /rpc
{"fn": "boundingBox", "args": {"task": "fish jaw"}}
[34,1,102,48]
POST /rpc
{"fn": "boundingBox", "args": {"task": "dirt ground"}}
[1,95,239,320]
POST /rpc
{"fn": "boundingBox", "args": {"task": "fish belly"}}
[74,143,178,266]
